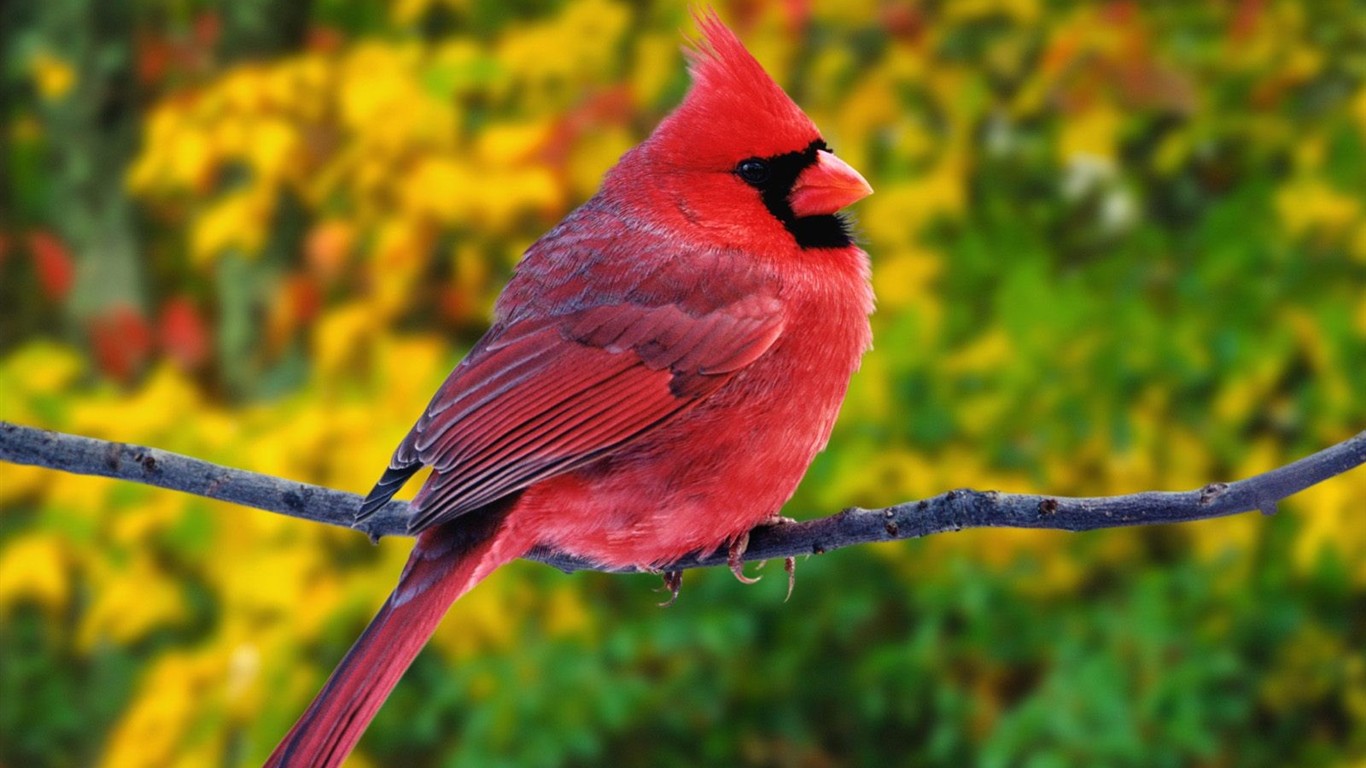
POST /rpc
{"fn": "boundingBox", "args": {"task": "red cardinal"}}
[266,12,873,766]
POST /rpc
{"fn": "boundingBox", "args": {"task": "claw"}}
[728,533,761,584]
[756,516,799,601]
[656,570,683,607]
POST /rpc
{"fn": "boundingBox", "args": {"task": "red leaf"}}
[192,12,221,49]
[288,274,323,324]
[307,26,344,53]
[881,5,925,43]
[266,274,323,353]
[159,296,210,371]
[439,285,475,324]
[781,0,812,35]
[27,231,75,302]
[137,34,174,86]
[1231,0,1265,42]
[89,305,153,383]
[305,221,353,282]
[1102,0,1139,25]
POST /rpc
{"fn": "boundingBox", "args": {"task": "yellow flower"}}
[30,51,76,100]
[862,159,966,245]
[371,336,449,418]
[100,652,226,768]
[1293,472,1366,584]
[567,126,632,199]
[280,53,333,122]
[496,0,630,106]
[873,245,942,313]
[0,340,83,401]
[370,219,431,315]
[402,156,477,223]
[219,546,335,626]
[391,0,431,24]
[0,464,49,504]
[0,534,71,615]
[943,0,1041,24]
[543,584,590,636]
[476,122,551,166]
[313,301,381,376]
[81,553,187,648]
[71,364,203,440]
[170,129,218,193]
[190,190,271,265]
[339,42,453,152]
[630,33,679,107]
[109,493,186,547]
[1276,178,1360,238]
[244,116,302,184]
[1058,105,1122,164]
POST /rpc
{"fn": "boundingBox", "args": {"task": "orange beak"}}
[788,150,873,217]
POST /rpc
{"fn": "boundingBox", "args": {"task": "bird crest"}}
[653,9,820,163]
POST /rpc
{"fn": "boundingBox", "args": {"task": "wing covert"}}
[359,295,783,533]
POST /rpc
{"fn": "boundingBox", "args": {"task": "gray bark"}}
[2,420,1363,574]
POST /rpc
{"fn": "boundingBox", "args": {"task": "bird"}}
[265,11,873,766]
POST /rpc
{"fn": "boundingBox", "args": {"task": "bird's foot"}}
[656,570,683,607]
[756,515,798,600]
[728,533,762,584]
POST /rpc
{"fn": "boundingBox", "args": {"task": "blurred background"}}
[2,0,1365,765]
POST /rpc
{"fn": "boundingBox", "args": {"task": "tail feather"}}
[266,505,528,767]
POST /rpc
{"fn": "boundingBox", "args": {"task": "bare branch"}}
[2,420,1363,574]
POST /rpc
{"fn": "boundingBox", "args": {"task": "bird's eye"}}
[735,158,770,186]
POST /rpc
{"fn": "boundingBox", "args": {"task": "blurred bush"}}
[2,0,1365,766]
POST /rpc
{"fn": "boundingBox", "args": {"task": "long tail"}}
[265,506,529,767]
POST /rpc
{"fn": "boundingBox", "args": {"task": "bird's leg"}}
[727,533,762,584]
[656,570,683,607]
[756,514,798,600]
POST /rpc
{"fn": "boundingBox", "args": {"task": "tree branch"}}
[2,420,1364,574]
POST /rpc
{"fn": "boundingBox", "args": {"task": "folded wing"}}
[357,295,784,533]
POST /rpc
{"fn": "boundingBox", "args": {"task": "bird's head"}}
[606,11,872,253]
